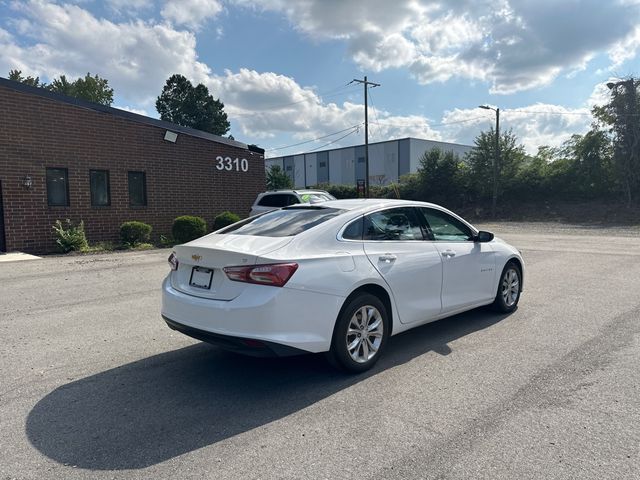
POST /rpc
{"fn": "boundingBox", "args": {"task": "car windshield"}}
[218,207,345,237]
[299,192,335,203]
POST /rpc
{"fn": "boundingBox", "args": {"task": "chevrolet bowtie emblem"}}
[192,254,202,262]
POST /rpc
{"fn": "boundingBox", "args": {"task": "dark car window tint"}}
[259,194,300,207]
[219,207,345,237]
[286,194,300,205]
[363,208,424,241]
[259,194,286,207]
[419,208,473,241]
[342,217,363,240]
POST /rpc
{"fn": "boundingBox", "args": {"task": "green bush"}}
[120,221,152,246]
[159,234,175,247]
[52,219,89,253]
[172,215,207,244]
[213,211,240,231]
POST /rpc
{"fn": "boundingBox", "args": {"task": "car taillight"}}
[168,252,179,271]
[223,263,298,287]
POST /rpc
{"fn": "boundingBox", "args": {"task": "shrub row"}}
[51,211,242,253]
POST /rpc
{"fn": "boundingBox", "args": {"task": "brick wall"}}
[0,83,265,253]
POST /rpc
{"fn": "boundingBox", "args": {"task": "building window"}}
[90,170,110,206]
[128,171,147,206]
[46,168,69,206]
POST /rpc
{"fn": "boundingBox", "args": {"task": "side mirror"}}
[475,230,494,243]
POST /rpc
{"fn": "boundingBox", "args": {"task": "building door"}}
[317,151,329,183]
[0,180,6,252]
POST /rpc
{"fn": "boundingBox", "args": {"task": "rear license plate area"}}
[189,266,213,289]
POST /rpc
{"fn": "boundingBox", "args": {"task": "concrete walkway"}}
[0,252,42,263]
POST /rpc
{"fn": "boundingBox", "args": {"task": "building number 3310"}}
[216,155,249,172]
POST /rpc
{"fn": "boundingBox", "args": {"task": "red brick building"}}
[0,77,265,254]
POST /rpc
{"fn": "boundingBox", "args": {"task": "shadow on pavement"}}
[26,308,511,470]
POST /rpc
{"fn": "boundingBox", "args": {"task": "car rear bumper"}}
[161,276,344,354]
[162,316,308,357]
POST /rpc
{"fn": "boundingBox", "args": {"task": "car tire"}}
[326,293,389,373]
[492,261,522,313]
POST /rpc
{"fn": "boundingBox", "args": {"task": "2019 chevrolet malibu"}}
[162,199,524,372]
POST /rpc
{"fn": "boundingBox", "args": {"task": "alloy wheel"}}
[346,305,384,363]
[501,268,520,307]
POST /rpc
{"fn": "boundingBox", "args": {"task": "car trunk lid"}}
[171,234,293,300]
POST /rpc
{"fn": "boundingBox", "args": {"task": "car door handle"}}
[378,254,397,263]
[441,250,456,258]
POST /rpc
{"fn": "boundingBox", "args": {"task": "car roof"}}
[318,198,439,213]
[262,189,331,195]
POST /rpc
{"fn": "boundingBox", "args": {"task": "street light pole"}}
[479,105,500,218]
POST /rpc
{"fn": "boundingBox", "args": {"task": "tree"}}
[561,130,614,198]
[8,69,114,105]
[266,165,293,190]
[8,69,43,87]
[416,148,468,207]
[156,74,230,136]
[47,75,74,96]
[466,128,526,205]
[64,73,114,105]
[593,77,640,205]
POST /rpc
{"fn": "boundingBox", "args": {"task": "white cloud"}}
[440,104,594,154]
[0,0,616,156]
[236,0,640,93]
[0,1,212,106]
[114,104,149,116]
[160,0,223,30]
[107,0,154,14]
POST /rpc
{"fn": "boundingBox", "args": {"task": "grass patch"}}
[120,242,155,251]
[80,241,116,253]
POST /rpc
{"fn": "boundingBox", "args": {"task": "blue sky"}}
[1,0,639,156]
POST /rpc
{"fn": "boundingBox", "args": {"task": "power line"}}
[507,109,592,116]
[374,115,492,129]
[265,123,364,152]
[507,108,640,117]
[307,126,361,152]
[267,115,489,154]
[367,85,382,140]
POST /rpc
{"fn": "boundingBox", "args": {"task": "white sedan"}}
[162,199,524,372]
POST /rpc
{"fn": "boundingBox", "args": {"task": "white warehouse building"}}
[266,137,473,188]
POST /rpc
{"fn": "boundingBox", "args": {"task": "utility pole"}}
[352,76,380,198]
[494,108,500,218]
[479,105,500,218]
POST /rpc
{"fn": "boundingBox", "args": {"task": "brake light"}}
[223,263,298,287]
[168,252,179,271]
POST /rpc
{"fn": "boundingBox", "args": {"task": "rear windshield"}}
[218,207,345,237]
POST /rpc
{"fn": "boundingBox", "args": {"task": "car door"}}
[418,207,496,312]
[362,207,443,324]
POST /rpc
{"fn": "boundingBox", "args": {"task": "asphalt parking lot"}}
[1,223,639,480]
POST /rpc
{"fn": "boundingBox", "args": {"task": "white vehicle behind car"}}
[162,199,524,372]
[249,189,336,216]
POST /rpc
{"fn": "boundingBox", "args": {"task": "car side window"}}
[419,208,473,241]
[363,207,424,241]
[287,194,300,206]
[342,217,363,240]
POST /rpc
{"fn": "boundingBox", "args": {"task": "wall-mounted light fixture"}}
[22,175,33,190]
[164,130,178,143]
